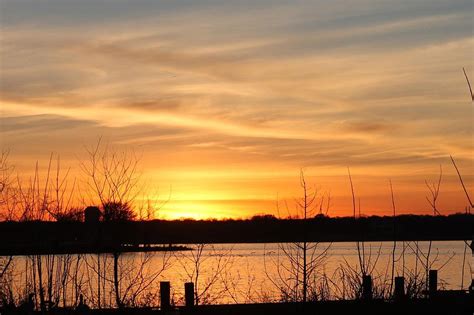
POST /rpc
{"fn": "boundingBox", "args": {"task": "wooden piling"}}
[362,275,372,300]
[160,281,170,310]
[185,282,195,307]
[429,270,437,296]
[394,276,405,300]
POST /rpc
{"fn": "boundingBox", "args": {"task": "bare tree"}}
[80,139,142,308]
[80,139,176,308]
[265,170,331,302]
[136,186,171,221]
[80,138,142,214]
[424,166,442,292]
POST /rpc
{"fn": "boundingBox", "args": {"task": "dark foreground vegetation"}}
[2,296,473,315]
[0,214,472,255]
[181,296,474,315]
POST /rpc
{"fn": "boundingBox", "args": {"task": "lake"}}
[2,241,472,308]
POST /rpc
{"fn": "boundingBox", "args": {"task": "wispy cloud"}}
[1,0,472,216]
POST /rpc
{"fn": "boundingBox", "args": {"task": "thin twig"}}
[450,155,473,210]
[462,67,474,102]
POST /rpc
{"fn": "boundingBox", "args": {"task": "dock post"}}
[185,282,195,307]
[394,276,405,300]
[362,275,372,300]
[160,281,170,310]
[429,270,437,297]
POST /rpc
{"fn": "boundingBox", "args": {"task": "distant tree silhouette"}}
[102,202,135,222]
[250,214,277,221]
[55,207,84,222]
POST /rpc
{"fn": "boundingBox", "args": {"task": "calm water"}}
[162,241,472,303]
[3,241,472,307]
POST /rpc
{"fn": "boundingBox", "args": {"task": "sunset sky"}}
[1,0,472,219]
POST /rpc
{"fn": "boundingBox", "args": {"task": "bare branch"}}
[462,67,474,102]
[450,155,473,210]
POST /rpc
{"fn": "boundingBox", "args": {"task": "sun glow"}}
[157,201,236,220]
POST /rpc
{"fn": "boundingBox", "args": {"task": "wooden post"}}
[160,281,170,310]
[394,276,405,300]
[362,275,372,300]
[113,252,121,308]
[429,270,437,296]
[471,235,473,256]
[185,282,195,307]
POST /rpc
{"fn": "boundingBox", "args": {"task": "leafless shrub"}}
[82,251,172,308]
[422,166,442,293]
[114,252,172,307]
[175,244,234,305]
[0,153,81,311]
[340,169,388,299]
[102,202,136,222]
[265,170,332,302]
[334,251,389,300]
[221,258,261,303]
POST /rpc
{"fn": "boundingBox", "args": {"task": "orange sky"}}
[1,0,472,219]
